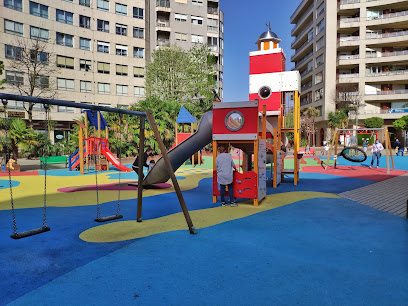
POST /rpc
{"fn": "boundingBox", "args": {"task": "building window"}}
[315,54,324,68]
[4,20,23,36]
[80,80,92,92]
[133,7,143,19]
[5,71,24,85]
[80,59,91,71]
[31,51,49,64]
[134,86,145,97]
[316,37,324,51]
[56,33,73,47]
[57,55,74,69]
[4,0,22,11]
[133,27,144,39]
[57,78,75,91]
[315,87,324,101]
[133,47,144,58]
[192,0,203,6]
[34,75,49,88]
[97,41,110,53]
[80,38,91,51]
[175,33,187,42]
[5,45,22,60]
[191,35,203,44]
[97,19,109,32]
[316,19,324,35]
[116,44,128,56]
[116,23,127,36]
[191,16,203,25]
[317,3,324,17]
[133,66,144,78]
[208,37,218,51]
[97,0,109,11]
[315,71,323,84]
[29,1,48,18]
[56,9,73,25]
[58,105,75,113]
[97,62,110,74]
[116,84,128,96]
[207,18,218,33]
[98,82,110,94]
[79,15,90,29]
[30,26,49,41]
[79,0,90,7]
[116,64,128,76]
[115,3,127,15]
[174,13,187,22]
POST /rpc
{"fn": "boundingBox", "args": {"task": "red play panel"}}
[302,165,408,182]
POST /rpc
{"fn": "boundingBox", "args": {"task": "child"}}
[148,159,155,172]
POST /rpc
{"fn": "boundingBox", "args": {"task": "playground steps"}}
[338,173,408,217]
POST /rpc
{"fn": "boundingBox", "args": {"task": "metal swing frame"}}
[325,127,395,174]
[0,93,197,238]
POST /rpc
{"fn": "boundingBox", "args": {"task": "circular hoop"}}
[340,146,367,163]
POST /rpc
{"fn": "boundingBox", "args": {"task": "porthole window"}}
[258,86,272,100]
[225,110,244,131]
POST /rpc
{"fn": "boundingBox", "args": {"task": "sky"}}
[220,0,301,102]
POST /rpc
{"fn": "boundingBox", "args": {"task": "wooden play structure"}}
[173,106,203,166]
[325,128,396,174]
[69,110,131,174]
[212,28,301,206]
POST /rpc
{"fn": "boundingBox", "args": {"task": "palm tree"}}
[300,106,320,146]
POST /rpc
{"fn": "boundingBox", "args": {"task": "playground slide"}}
[144,111,213,185]
[101,148,132,172]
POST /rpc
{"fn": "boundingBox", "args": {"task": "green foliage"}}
[301,138,308,147]
[0,60,5,89]
[393,116,408,130]
[328,108,349,129]
[363,117,384,129]
[145,44,216,107]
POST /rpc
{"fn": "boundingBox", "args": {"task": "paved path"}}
[339,173,408,217]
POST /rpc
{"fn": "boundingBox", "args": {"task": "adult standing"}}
[362,138,368,153]
[369,140,384,169]
[133,147,153,181]
[216,146,238,207]
[394,138,403,156]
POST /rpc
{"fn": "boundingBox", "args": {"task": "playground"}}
[1,154,408,305]
[1,28,408,305]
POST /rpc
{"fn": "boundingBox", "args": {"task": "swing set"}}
[324,127,395,174]
[1,93,197,239]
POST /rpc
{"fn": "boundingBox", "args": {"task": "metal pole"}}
[145,110,196,234]
[136,117,145,222]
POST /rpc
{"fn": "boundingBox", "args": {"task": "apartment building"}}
[148,0,224,95]
[0,0,223,137]
[291,0,408,146]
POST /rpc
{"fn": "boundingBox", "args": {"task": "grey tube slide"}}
[143,111,213,185]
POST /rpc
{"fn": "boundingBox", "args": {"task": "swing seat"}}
[10,226,50,239]
[94,215,123,222]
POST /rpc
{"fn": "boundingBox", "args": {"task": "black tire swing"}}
[339,146,367,163]
[93,110,123,222]
[1,99,50,239]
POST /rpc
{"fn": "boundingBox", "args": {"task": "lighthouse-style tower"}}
[249,27,299,114]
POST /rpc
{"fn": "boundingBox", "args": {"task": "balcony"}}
[338,17,360,29]
[337,36,360,47]
[208,7,218,15]
[291,22,312,48]
[294,51,313,69]
[291,37,313,61]
[366,50,408,62]
[338,54,360,60]
[300,67,313,78]
[365,89,408,101]
[291,6,313,36]
[337,73,359,83]
[301,82,312,92]
[209,45,218,52]
[156,0,170,12]
[366,30,408,45]
[367,69,408,78]
[156,20,170,31]
[157,39,169,46]
[291,0,313,23]
[367,10,408,22]
[366,10,408,27]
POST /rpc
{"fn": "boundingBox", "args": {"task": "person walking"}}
[216,146,238,207]
[369,140,384,169]
[394,138,403,156]
[362,138,368,153]
[132,147,153,181]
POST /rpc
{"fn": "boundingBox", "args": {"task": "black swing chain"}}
[116,114,122,216]
[2,100,18,236]
[42,104,49,228]
[93,111,101,220]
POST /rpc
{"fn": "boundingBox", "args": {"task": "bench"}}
[299,148,315,156]
[40,156,68,168]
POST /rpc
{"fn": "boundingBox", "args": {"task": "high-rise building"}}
[0,0,223,137]
[291,0,408,146]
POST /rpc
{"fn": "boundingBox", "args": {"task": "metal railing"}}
[338,73,359,78]
[300,67,313,78]
[338,54,360,60]
[291,22,313,47]
[294,51,313,69]
[339,36,360,41]
[366,50,408,58]
[291,37,313,61]
[367,70,408,77]
[207,7,218,15]
[339,0,360,5]
[291,6,313,34]
[366,89,408,95]
[366,29,408,39]
[156,20,170,27]
[339,17,360,23]
[367,10,408,21]
[157,39,169,46]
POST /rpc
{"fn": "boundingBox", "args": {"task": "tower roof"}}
[255,30,281,44]
[176,106,198,124]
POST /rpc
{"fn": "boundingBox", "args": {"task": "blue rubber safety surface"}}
[0,179,19,190]
[7,198,408,305]
[1,159,408,305]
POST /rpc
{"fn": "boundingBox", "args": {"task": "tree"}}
[364,117,384,129]
[328,108,349,133]
[145,44,216,110]
[300,106,320,146]
[0,60,6,89]
[4,37,59,128]
[393,116,408,131]
[331,84,363,130]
